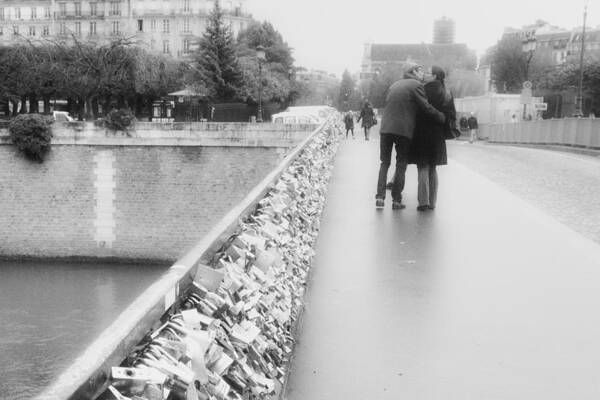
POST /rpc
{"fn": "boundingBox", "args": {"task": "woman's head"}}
[431,65,446,82]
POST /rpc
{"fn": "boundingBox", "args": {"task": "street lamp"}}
[256,45,266,122]
[574,0,589,117]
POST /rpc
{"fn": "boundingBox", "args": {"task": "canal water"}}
[0,261,168,400]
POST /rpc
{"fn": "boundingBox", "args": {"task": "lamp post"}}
[521,36,536,120]
[256,45,266,122]
[574,0,589,117]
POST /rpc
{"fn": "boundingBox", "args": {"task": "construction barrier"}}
[486,118,600,149]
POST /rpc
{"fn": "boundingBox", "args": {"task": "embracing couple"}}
[375,63,457,211]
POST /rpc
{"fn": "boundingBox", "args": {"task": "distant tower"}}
[433,17,455,44]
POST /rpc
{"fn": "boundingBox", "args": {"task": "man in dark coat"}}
[467,113,478,143]
[375,63,446,209]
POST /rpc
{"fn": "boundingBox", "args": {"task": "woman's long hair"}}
[431,65,446,88]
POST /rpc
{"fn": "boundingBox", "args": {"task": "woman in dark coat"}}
[357,101,376,141]
[408,65,456,211]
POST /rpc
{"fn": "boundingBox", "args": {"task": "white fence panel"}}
[489,119,600,148]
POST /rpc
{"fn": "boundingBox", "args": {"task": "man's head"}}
[404,62,425,81]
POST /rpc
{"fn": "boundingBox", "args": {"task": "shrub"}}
[104,109,136,132]
[8,114,53,162]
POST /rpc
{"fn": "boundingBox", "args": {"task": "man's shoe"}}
[375,198,385,209]
[417,205,430,211]
[392,201,406,210]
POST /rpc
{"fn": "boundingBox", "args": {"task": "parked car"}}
[271,112,320,124]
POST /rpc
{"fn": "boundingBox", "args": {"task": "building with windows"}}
[500,21,600,67]
[501,21,570,67]
[360,18,476,82]
[360,42,476,79]
[567,28,600,62]
[0,0,252,58]
[534,31,571,66]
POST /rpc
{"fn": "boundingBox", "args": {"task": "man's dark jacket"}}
[467,116,478,129]
[380,76,446,139]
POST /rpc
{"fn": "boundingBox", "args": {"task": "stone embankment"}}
[0,121,316,262]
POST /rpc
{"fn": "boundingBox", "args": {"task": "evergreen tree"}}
[237,21,294,73]
[338,69,356,111]
[236,21,296,106]
[193,0,244,102]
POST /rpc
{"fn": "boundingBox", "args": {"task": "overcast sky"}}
[245,0,599,77]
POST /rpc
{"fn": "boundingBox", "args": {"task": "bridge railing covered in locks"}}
[486,118,600,148]
[36,116,342,400]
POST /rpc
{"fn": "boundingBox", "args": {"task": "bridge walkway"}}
[284,133,600,399]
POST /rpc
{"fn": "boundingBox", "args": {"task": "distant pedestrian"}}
[357,101,376,141]
[343,111,355,139]
[459,116,468,131]
[510,114,518,123]
[375,62,445,210]
[468,113,478,143]
[408,65,455,211]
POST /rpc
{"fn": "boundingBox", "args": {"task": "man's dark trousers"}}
[376,134,410,202]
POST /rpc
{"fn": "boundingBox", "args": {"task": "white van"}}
[271,112,320,124]
[52,111,74,122]
[284,106,335,123]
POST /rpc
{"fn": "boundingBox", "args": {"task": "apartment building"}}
[502,21,600,66]
[0,0,252,58]
[567,28,600,61]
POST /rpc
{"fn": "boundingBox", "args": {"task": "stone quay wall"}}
[0,122,315,262]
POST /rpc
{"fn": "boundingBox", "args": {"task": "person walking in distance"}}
[343,111,355,139]
[357,100,376,141]
[468,113,478,143]
[408,65,456,211]
[375,62,446,210]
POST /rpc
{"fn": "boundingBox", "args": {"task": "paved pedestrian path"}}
[284,134,600,400]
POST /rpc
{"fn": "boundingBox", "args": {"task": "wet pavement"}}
[448,140,600,244]
[285,132,600,399]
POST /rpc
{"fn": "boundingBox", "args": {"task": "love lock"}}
[104,124,342,400]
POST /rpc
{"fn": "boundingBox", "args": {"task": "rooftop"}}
[369,43,471,63]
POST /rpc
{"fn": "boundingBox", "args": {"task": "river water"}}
[0,261,168,400]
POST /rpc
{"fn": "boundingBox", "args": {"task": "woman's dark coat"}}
[408,80,456,166]
[358,105,375,128]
